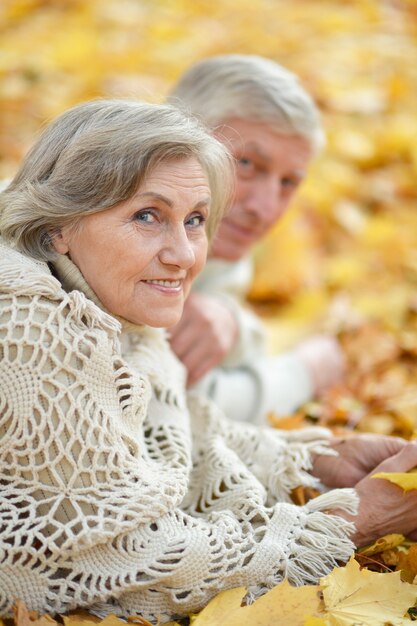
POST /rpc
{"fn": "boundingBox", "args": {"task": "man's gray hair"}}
[0,99,234,260]
[168,54,325,152]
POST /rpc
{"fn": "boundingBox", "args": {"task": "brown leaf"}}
[267,412,307,430]
[398,545,417,583]
[13,601,58,626]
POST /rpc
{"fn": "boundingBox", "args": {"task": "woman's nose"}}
[159,227,195,269]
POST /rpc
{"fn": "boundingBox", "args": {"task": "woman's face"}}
[53,157,211,327]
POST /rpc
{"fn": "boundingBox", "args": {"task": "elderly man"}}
[168,54,345,424]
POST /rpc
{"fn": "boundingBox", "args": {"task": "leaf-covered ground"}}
[1,0,417,623]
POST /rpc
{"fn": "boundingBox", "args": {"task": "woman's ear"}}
[50,228,70,255]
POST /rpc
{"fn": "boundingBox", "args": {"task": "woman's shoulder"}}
[0,237,63,300]
[0,237,120,339]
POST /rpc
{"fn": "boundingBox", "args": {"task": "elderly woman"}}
[1,100,417,624]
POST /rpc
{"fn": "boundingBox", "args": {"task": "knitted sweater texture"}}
[0,238,358,624]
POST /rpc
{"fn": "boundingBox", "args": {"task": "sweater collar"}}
[52,253,105,311]
[51,253,160,337]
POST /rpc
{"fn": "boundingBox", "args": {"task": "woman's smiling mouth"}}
[143,279,182,290]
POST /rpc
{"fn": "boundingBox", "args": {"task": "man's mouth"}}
[223,219,258,240]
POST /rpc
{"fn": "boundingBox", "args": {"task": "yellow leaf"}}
[372,470,417,492]
[189,587,246,625]
[191,581,324,626]
[321,556,417,626]
[358,534,406,557]
[304,618,329,626]
[63,613,101,626]
[64,615,153,626]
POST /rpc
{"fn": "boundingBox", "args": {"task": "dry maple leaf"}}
[357,534,406,558]
[398,545,417,584]
[355,534,407,574]
[320,556,417,626]
[190,581,324,626]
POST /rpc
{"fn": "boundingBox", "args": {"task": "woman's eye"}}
[186,213,206,227]
[133,210,156,223]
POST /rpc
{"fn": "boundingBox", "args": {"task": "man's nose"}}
[159,227,196,269]
[243,178,282,224]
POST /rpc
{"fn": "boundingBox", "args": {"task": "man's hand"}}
[294,335,345,396]
[311,433,407,488]
[169,292,238,387]
[329,442,417,547]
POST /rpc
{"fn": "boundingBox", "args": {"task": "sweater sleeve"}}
[194,350,313,424]
[0,292,357,623]
[192,258,314,423]
[192,257,265,367]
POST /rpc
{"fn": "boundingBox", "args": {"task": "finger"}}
[406,529,417,542]
[169,313,194,344]
[168,321,181,343]
[186,351,220,387]
[382,435,408,457]
[371,442,417,474]
[170,324,202,360]
[168,297,198,342]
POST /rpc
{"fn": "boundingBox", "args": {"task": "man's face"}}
[210,118,314,261]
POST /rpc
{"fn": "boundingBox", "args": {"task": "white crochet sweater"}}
[0,238,358,624]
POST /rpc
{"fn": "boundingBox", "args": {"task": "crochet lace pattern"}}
[0,239,358,624]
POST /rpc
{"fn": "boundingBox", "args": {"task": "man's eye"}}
[133,210,156,223]
[186,213,206,227]
[236,157,255,178]
[282,177,300,189]
[237,157,253,168]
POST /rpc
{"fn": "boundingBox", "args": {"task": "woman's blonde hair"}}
[168,54,325,153]
[0,99,234,260]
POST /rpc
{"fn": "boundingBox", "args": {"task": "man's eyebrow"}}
[243,142,272,162]
[135,192,210,209]
[242,143,307,178]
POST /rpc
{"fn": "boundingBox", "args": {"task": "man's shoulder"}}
[193,256,253,297]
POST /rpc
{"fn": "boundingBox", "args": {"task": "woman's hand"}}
[169,292,238,387]
[331,442,417,547]
[311,433,407,488]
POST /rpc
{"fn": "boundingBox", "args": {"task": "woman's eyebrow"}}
[135,191,174,207]
[135,192,210,209]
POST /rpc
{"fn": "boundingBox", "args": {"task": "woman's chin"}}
[124,312,182,328]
